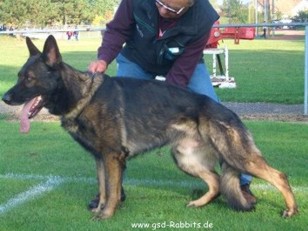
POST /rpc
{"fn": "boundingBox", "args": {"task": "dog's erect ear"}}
[42,35,62,67]
[26,37,41,56]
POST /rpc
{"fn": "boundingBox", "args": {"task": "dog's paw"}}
[92,209,115,221]
[282,208,299,218]
[90,206,103,213]
[187,200,201,208]
[187,202,195,208]
[91,213,110,221]
[92,210,114,220]
[89,202,105,213]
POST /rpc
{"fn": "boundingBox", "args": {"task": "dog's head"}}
[2,35,63,132]
[3,35,62,106]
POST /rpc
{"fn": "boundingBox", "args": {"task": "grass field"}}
[0,34,307,230]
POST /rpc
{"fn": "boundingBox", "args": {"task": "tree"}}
[51,0,90,25]
[292,10,308,23]
[220,0,249,24]
[85,0,120,24]
[0,0,119,27]
[0,0,52,27]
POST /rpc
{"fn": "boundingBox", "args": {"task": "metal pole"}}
[272,0,275,36]
[254,0,259,36]
[304,25,308,115]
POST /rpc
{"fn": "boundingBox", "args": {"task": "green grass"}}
[0,119,307,230]
[213,39,305,103]
[0,35,306,104]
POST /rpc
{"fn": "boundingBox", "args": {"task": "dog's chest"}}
[60,117,96,151]
[61,117,79,133]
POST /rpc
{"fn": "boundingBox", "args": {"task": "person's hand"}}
[88,60,108,73]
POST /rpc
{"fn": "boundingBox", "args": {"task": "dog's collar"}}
[63,73,103,120]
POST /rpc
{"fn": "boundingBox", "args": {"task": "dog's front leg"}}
[90,158,106,213]
[95,152,124,220]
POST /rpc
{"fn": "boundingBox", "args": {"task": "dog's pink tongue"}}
[20,98,36,133]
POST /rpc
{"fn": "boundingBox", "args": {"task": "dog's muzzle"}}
[2,92,14,105]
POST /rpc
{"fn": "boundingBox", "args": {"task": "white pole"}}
[304,25,308,115]
[225,46,229,80]
[255,0,258,36]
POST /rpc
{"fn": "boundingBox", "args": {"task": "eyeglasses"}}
[155,0,185,15]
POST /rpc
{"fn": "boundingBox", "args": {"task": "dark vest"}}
[121,0,219,75]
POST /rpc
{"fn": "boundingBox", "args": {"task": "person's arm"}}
[89,0,134,73]
[165,33,209,87]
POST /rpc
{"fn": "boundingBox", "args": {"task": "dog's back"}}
[86,76,242,154]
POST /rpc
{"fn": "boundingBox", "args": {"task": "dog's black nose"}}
[2,93,12,105]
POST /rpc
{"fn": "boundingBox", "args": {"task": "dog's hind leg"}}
[172,137,220,208]
[243,154,298,217]
[187,170,220,207]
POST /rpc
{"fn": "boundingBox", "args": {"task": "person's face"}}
[155,0,192,19]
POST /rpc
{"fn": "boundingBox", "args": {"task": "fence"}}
[1,22,308,114]
[212,22,308,114]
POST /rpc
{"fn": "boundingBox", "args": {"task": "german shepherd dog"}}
[2,35,298,219]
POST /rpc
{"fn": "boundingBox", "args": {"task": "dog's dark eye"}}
[26,76,33,81]
[25,71,36,82]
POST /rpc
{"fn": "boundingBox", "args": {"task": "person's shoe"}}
[120,187,126,202]
[241,184,257,205]
[88,187,126,210]
[88,194,100,210]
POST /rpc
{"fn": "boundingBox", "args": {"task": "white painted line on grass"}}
[0,172,95,184]
[0,176,63,215]
[0,173,307,215]
[0,173,307,192]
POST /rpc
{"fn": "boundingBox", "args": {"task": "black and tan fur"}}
[2,35,298,219]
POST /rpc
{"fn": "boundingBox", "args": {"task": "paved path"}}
[223,102,307,122]
[223,102,303,115]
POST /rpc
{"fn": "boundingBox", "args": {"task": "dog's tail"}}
[220,162,254,211]
[198,110,256,211]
